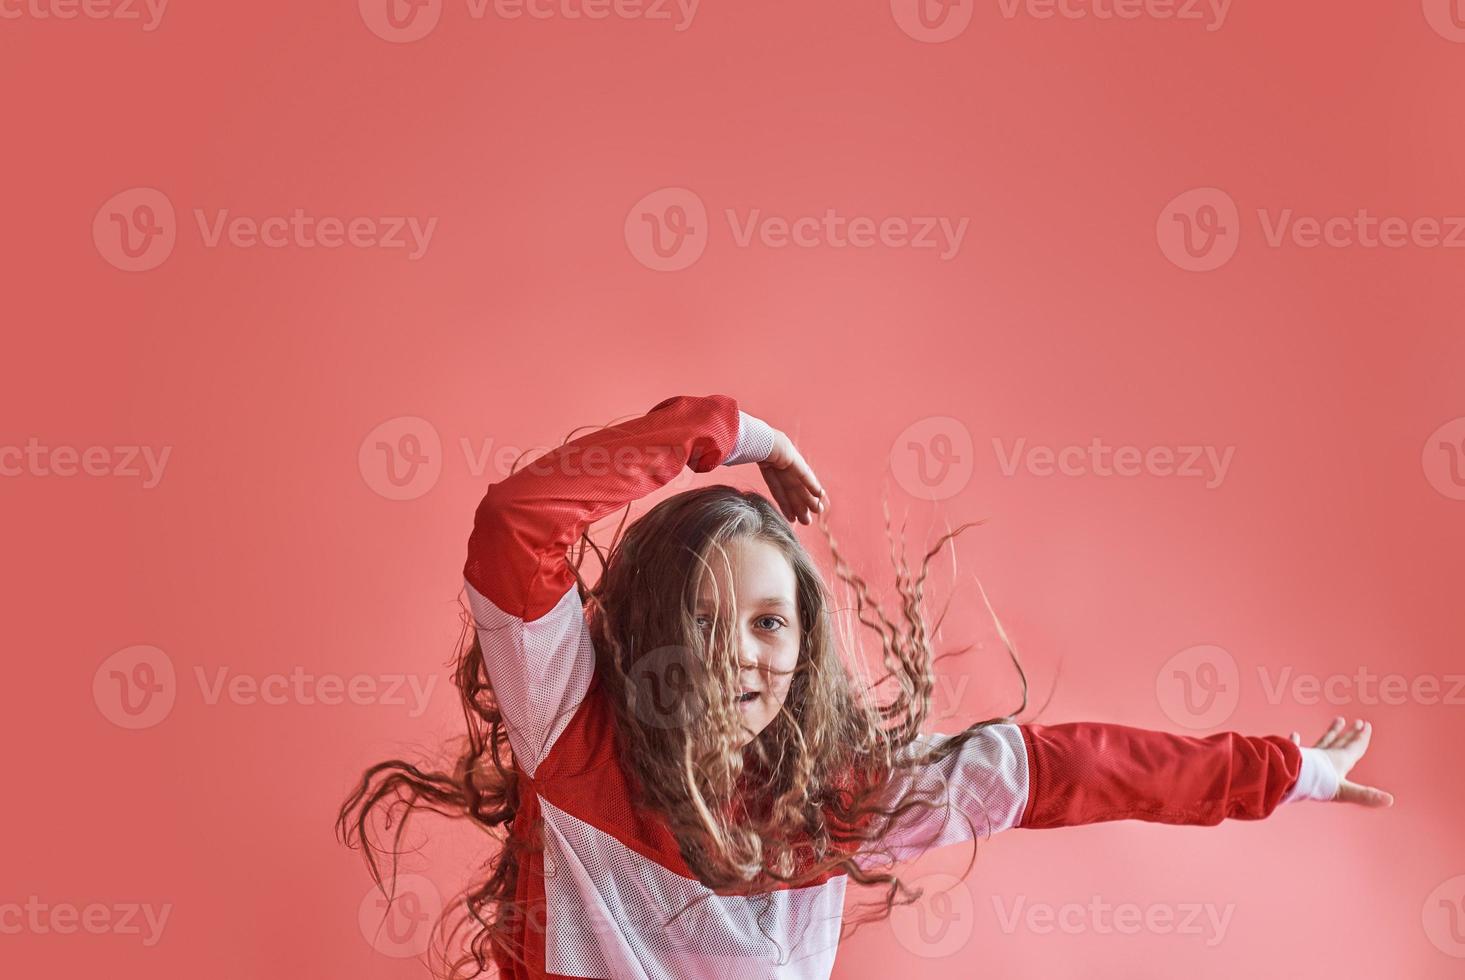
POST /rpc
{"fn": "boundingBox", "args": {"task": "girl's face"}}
[693,536,802,746]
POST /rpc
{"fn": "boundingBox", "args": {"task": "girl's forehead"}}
[694,538,798,604]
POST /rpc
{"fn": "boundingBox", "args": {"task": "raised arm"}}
[855,718,1354,869]
[463,394,777,775]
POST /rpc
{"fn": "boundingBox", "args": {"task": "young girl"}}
[340,393,1392,980]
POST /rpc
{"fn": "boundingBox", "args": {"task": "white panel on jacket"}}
[464,579,595,778]
[539,798,846,980]
[853,722,1030,872]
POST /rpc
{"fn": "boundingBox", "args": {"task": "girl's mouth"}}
[736,691,759,705]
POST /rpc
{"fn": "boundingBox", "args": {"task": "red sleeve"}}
[461,394,766,776]
[1016,721,1304,829]
[463,393,745,621]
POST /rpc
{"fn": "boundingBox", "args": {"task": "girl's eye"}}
[693,615,786,632]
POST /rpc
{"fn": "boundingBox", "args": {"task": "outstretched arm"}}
[1016,717,1368,830]
[856,715,1390,868]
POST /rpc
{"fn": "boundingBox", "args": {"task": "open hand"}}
[1290,717,1394,808]
[759,430,827,526]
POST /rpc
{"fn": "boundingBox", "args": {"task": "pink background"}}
[3,1,1464,977]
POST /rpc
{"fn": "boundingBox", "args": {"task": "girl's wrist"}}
[722,411,778,468]
[1282,745,1342,803]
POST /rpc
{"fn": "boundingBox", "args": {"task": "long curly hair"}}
[337,452,1036,978]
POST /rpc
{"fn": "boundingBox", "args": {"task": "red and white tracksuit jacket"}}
[462,393,1338,980]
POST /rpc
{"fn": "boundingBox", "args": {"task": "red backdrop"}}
[3,1,1463,977]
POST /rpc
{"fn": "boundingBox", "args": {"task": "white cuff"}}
[722,411,777,467]
[1282,746,1340,803]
